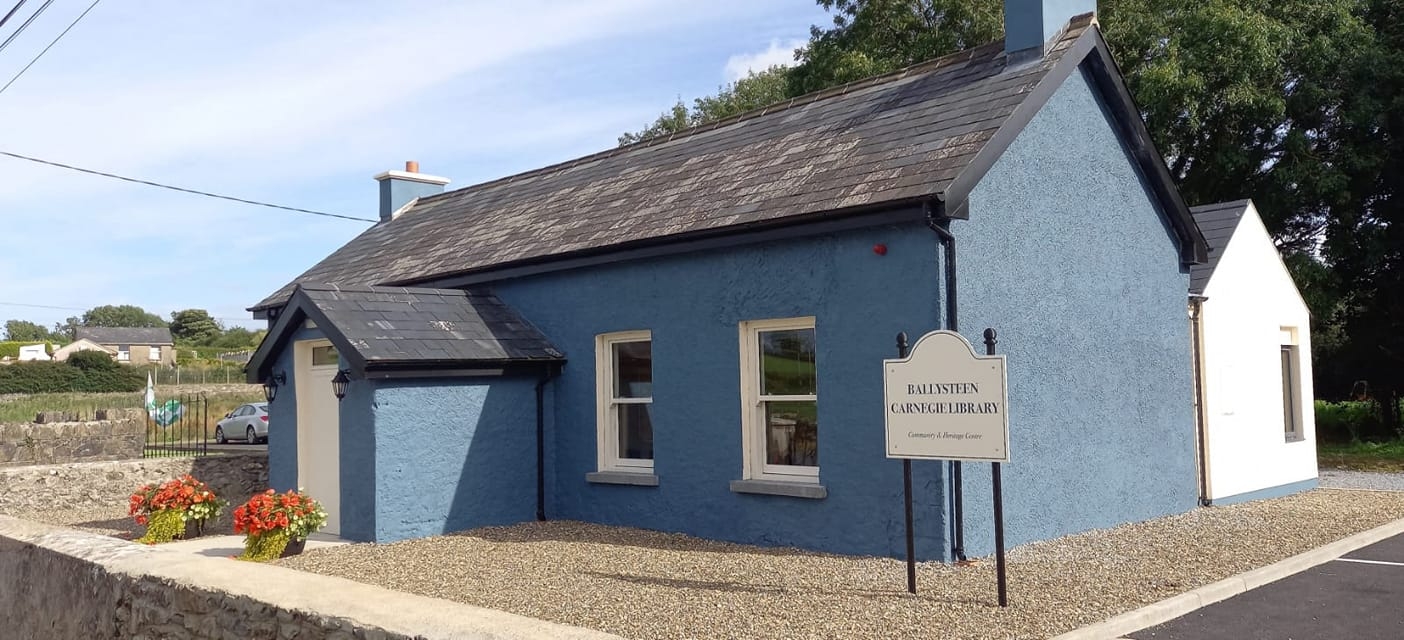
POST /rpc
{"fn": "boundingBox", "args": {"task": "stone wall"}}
[0,454,268,535]
[0,516,619,640]
[0,410,145,465]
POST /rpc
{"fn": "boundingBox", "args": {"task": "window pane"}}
[617,403,654,460]
[312,345,339,366]
[764,400,817,466]
[1282,346,1297,436]
[613,341,652,399]
[759,328,816,396]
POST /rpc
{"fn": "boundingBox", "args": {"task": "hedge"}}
[0,360,145,394]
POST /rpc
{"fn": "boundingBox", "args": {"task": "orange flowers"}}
[233,489,327,540]
[129,474,223,524]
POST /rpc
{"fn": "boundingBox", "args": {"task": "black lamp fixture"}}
[263,372,286,403]
[331,369,351,401]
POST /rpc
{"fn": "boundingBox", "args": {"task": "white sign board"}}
[884,330,1009,462]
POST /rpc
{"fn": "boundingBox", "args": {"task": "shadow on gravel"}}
[460,520,845,559]
[583,570,989,605]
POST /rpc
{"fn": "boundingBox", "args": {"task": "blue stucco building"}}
[247,2,1211,561]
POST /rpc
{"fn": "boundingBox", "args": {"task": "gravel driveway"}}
[276,488,1404,640]
[1320,469,1404,491]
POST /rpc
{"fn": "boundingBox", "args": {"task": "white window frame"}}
[116,348,130,362]
[148,346,162,361]
[1281,327,1304,443]
[738,316,819,483]
[595,330,654,473]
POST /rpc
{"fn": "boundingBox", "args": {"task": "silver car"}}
[215,403,269,444]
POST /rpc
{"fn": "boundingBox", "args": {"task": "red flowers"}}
[233,489,327,540]
[129,474,223,525]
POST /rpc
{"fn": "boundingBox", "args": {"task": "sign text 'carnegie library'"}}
[884,331,1010,462]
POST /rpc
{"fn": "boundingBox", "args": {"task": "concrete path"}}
[1127,532,1404,639]
[163,531,348,558]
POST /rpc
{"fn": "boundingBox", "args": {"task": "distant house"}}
[73,327,176,366]
[1189,200,1317,505]
[51,338,117,362]
[247,0,1213,560]
[16,344,49,361]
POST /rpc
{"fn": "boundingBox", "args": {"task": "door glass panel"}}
[311,345,339,366]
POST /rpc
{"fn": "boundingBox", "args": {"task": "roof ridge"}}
[413,39,1010,206]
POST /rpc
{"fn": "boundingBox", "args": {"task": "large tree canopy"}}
[169,309,223,345]
[3,319,54,342]
[622,0,1404,424]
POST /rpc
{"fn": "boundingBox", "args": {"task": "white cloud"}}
[723,38,805,82]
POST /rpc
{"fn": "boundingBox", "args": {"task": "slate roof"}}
[75,327,174,346]
[252,14,1207,314]
[253,19,1088,312]
[247,284,562,380]
[1188,200,1250,294]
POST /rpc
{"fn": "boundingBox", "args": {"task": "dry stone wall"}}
[0,410,145,465]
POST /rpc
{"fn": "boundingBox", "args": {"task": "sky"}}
[0,0,830,333]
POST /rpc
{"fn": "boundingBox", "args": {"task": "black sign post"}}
[984,328,1008,607]
[896,332,916,594]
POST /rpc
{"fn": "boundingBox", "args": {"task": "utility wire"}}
[0,0,96,95]
[0,0,30,31]
[0,301,253,323]
[0,151,377,223]
[0,0,51,55]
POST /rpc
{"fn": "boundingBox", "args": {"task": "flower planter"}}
[281,538,306,557]
[181,518,205,540]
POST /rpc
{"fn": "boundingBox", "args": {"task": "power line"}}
[0,0,52,55]
[0,1,30,31]
[0,151,377,223]
[0,301,253,323]
[0,0,96,95]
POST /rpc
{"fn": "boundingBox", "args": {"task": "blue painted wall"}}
[338,376,377,541]
[370,378,539,541]
[495,222,952,559]
[954,65,1197,556]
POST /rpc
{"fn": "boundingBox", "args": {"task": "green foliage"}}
[0,360,145,394]
[1315,400,1383,443]
[238,528,291,562]
[169,309,223,345]
[66,349,118,371]
[136,509,188,545]
[3,319,55,342]
[80,304,168,329]
[618,66,793,145]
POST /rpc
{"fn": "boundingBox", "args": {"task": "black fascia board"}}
[940,27,1207,266]
[400,200,930,291]
[361,360,561,380]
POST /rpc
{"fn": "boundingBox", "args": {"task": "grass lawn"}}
[0,388,262,424]
[1318,441,1404,472]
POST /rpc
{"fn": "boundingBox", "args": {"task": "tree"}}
[3,319,52,342]
[169,309,223,345]
[211,326,264,349]
[619,66,793,145]
[81,305,167,329]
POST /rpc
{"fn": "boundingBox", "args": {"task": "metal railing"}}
[143,392,210,458]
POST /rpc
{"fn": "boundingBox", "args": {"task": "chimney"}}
[373,161,450,221]
[1005,0,1095,62]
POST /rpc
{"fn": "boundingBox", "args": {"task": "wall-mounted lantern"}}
[263,372,286,403]
[332,369,351,401]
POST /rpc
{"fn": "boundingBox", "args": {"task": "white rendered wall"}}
[1200,204,1317,501]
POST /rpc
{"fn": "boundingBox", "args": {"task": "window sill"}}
[1285,435,1306,443]
[586,471,659,487]
[729,479,827,500]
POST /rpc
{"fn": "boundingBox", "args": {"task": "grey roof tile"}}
[250,21,1095,311]
[75,327,174,345]
[1188,199,1251,294]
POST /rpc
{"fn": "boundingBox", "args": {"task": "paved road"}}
[1129,533,1404,639]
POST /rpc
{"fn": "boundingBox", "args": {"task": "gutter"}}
[1189,294,1212,506]
[924,199,967,562]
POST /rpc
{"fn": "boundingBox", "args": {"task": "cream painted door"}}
[296,340,341,535]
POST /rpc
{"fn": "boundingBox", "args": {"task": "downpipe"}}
[535,366,560,521]
[924,200,967,562]
[1189,295,1212,506]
